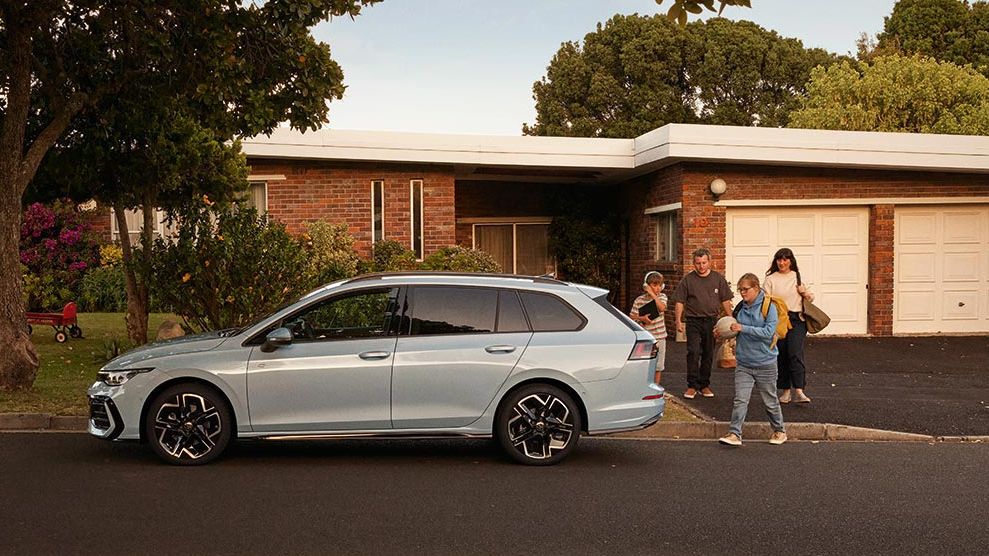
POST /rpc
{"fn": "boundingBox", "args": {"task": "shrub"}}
[146,203,314,332]
[369,240,418,272]
[302,220,360,285]
[19,200,100,310]
[79,265,127,312]
[420,246,502,273]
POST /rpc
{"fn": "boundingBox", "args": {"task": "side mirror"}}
[260,327,293,353]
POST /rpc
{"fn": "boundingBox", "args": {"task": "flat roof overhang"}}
[241,124,989,184]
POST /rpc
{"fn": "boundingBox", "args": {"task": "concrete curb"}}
[3,412,987,443]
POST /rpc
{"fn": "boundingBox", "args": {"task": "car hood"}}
[102,331,230,369]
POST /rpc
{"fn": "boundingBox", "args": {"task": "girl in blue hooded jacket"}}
[715,273,787,446]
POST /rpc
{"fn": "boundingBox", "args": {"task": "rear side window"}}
[519,291,585,332]
[497,290,530,332]
[410,286,497,335]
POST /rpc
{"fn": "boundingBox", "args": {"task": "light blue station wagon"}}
[88,273,665,465]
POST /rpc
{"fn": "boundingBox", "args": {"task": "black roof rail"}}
[344,271,566,286]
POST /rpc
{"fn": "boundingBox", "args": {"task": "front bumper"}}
[88,395,125,440]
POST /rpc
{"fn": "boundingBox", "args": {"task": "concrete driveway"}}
[663,335,989,436]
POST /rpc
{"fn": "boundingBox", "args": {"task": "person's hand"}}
[676,321,685,333]
[712,326,720,340]
[641,316,653,325]
[797,284,808,296]
[730,323,742,333]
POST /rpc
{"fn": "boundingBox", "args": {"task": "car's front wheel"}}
[495,384,582,465]
[144,383,232,465]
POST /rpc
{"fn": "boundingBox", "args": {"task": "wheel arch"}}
[139,377,239,443]
[498,378,589,433]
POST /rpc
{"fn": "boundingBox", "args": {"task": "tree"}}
[0,0,379,390]
[655,0,752,26]
[523,15,841,138]
[788,55,989,134]
[876,0,989,77]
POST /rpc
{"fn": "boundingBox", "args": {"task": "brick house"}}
[94,124,989,336]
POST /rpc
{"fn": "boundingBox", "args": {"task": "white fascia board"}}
[242,128,634,169]
[635,124,989,173]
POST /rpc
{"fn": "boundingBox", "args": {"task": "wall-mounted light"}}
[710,178,727,197]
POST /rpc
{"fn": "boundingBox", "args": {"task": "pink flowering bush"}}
[20,200,100,310]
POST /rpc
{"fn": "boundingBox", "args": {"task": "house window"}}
[410,179,423,259]
[243,181,268,214]
[474,222,554,276]
[110,208,178,245]
[654,211,678,262]
[371,180,384,243]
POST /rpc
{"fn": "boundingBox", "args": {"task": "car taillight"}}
[629,340,657,360]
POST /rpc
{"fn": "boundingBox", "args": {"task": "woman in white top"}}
[764,248,814,404]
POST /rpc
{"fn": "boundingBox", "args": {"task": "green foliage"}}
[656,0,752,26]
[524,15,842,138]
[302,220,361,285]
[788,55,989,134]
[547,191,622,296]
[146,203,314,332]
[420,246,502,273]
[368,240,419,272]
[876,0,989,77]
[80,266,127,312]
[19,200,100,310]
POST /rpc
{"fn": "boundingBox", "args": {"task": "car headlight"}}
[96,367,155,386]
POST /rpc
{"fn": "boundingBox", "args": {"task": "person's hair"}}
[766,247,802,285]
[644,271,663,285]
[738,272,760,289]
[692,247,711,260]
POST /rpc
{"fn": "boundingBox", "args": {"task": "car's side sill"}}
[253,431,493,441]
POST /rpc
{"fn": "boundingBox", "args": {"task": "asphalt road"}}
[2,433,988,555]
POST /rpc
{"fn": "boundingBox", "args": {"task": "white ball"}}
[716,316,739,339]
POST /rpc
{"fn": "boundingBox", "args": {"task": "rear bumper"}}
[584,382,665,434]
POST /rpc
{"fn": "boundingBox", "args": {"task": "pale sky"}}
[314,0,897,136]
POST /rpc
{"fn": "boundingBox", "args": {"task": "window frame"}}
[410,179,424,260]
[652,209,679,263]
[371,179,384,243]
[471,220,556,276]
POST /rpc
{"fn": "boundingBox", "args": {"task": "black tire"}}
[54,330,67,343]
[144,382,233,465]
[495,383,582,466]
[69,325,82,338]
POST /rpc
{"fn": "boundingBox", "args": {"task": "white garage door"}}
[894,206,989,334]
[726,207,869,335]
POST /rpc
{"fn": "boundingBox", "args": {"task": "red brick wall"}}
[249,160,456,258]
[869,205,895,335]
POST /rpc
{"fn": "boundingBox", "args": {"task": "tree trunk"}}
[115,204,149,345]
[0,185,40,390]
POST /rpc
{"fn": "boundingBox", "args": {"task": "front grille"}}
[89,396,111,430]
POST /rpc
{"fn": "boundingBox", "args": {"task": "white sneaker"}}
[718,433,742,446]
[769,431,788,445]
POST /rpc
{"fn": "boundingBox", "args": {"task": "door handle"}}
[358,351,391,360]
[485,345,516,354]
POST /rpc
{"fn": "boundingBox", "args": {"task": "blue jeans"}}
[729,362,785,438]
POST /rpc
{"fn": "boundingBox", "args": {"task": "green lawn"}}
[0,313,178,415]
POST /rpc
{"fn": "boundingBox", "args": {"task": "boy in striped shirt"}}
[630,271,668,385]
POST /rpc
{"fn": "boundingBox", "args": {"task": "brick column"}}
[868,204,895,336]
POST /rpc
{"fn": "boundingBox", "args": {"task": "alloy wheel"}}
[153,392,224,460]
[506,392,576,461]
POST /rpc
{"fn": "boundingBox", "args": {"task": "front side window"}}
[282,287,399,341]
[409,286,497,336]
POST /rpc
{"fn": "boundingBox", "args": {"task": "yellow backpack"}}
[733,296,791,348]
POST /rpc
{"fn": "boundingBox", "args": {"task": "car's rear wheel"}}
[144,383,232,465]
[495,384,581,465]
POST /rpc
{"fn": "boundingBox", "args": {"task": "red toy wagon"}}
[25,302,82,343]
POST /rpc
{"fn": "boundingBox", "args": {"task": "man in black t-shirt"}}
[673,248,733,399]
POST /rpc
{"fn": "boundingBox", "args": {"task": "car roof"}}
[343,272,570,290]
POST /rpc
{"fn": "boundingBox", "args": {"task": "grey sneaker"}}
[718,433,742,446]
[769,431,788,445]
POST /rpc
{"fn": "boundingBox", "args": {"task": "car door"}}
[391,286,532,429]
[247,286,401,432]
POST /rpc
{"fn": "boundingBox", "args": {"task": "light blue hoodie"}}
[735,290,779,367]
